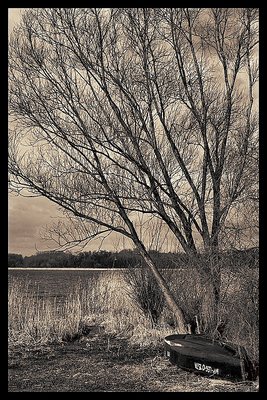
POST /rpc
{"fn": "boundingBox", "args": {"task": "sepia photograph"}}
[8,8,259,392]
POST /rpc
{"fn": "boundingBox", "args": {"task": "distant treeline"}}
[8,247,259,269]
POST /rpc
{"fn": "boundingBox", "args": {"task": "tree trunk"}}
[196,251,222,336]
[137,245,188,333]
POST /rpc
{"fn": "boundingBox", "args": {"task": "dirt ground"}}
[8,333,258,392]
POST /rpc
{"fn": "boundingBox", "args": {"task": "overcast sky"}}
[8,9,48,256]
[7,8,178,257]
[8,9,51,256]
[8,8,258,257]
[8,8,23,34]
[8,8,127,256]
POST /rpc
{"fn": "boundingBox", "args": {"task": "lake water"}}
[8,268,124,300]
[9,267,254,302]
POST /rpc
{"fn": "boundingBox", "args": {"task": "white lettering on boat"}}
[194,362,220,375]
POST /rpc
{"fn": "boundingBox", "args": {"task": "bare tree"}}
[8,8,258,334]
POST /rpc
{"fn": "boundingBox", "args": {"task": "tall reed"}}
[9,277,83,345]
[8,267,259,367]
[8,272,144,345]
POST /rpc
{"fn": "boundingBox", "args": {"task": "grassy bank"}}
[8,334,259,392]
[8,272,174,347]
[8,268,258,362]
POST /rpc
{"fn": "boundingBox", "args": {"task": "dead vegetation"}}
[8,334,259,392]
[8,268,259,392]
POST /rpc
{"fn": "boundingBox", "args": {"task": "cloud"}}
[8,195,62,256]
[8,194,132,256]
[8,8,25,35]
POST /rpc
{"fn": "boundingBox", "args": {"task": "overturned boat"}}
[164,334,256,381]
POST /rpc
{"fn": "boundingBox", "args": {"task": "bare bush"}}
[123,267,165,326]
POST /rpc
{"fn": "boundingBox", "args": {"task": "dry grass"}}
[8,333,259,392]
[8,272,146,346]
[8,278,82,345]
[8,269,259,392]
[8,268,259,366]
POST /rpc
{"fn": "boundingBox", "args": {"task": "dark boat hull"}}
[164,334,255,381]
